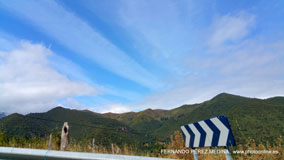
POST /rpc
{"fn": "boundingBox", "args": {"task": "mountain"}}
[103,108,171,135]
[103,93,284,144]
[0,93,284,148]
[0,107,146,147]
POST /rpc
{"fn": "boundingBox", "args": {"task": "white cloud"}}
[0,41,97,113]
[61,97,86,110]
[135,11,284,110]
[0,0,158,89]
[95,104,131,113]
[0,2,283,114]
[208,12,255,48]
[117,0,196,75]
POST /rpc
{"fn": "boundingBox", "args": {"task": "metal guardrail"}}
[0,147,176,160]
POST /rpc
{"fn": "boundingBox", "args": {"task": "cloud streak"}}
[0,0,158,89]
[133,12,284,110]
[208,12,255,48]
[1,1,283,113]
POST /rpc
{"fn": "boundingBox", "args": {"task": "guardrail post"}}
[224,148,232,160]
[111,143,114,154]
[92,138,96,153]
[192,149,198,160]
[48,133,52,150]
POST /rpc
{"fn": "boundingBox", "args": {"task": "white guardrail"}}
[0,147,176,160]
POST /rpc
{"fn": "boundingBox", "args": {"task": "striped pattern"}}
[180,115,235,148]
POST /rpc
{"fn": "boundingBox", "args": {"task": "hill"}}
[103,93,284,144]
[0,107,146,147]
[0,93,284,148]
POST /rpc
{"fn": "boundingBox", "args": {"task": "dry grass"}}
[165,131,284,160]
[1,136,153,157]
[1,131,283,160]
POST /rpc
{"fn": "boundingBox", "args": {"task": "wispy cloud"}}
[94,103,131,113]
[0,0,158,89]
[1,1,283,113]
[208,12,255,49]
[77,0,218,82]
[75,4,284,111]
[133,12,284,110]
[60,97,86,110]
[116,0,197,76]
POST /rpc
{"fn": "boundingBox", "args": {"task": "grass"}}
[0,130,283,159]
[165,131,284,160]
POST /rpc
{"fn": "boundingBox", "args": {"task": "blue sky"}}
[0,0,284,113]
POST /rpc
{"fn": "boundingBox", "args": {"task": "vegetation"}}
[0,93,284,159]
[0,130,283,159]
[166,131,284,160]
[104,93,284,145]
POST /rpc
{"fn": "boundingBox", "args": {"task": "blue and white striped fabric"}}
[180,115,235,148]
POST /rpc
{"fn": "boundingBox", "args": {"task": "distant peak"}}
[210,93,244,101]
[81,109,92,112]
[142,108,156,113]
[215,92,238,98]
[47,106,68,112]
[216,92,231,96]
[54,106,65,110]
[9,113,23,117]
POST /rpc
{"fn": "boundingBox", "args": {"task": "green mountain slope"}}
[103,93,284,144]
[162,93,284,144]
[1,93,284,147]
[0,107,146,146]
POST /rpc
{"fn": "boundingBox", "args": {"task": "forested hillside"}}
[1,93,284,149]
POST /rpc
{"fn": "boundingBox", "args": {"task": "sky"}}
[0,0,284,114]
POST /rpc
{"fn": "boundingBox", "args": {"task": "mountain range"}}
[0,93,284,148]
